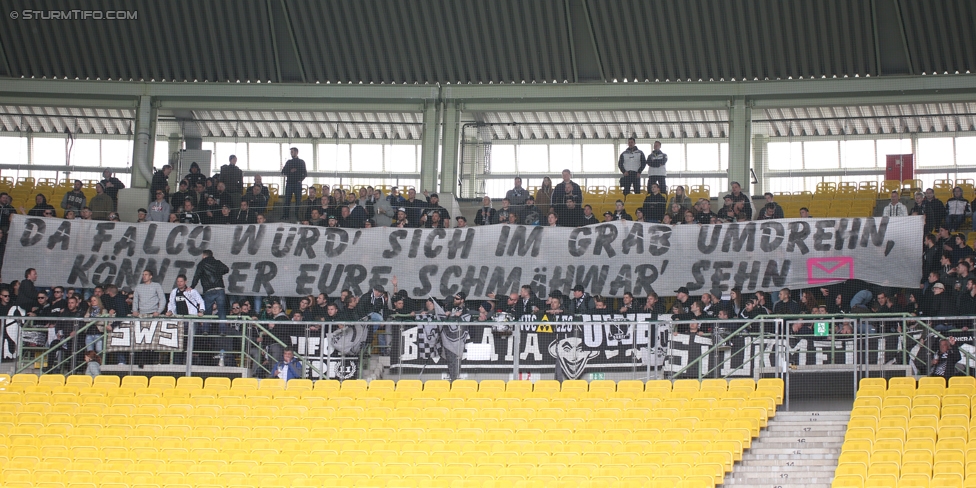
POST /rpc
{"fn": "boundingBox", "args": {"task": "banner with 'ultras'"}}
[6,215,923,299]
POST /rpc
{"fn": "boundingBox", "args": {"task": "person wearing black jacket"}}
[566,285,596,315]
[25,194,56,218]
[475,197,496,226]
[219,155,244,210]
[169,180,191,212]
[642,183,667,223]
[245,185,269,215]
[281,147,308,221]
[556,197,584,227]
[356,286,390,354]
[551,170,583,210]
[183,162,207,192]
[232,200,257,225]
[0,193,17,231]
[514,285,544,319]
[923,188,948,235]
[402,189,428,228]
[931,337,961,379]
[56,294,86,373]
[150,165,172,202]
[99,169,126,209]
[16,268,37,315]
[191,250,230,329]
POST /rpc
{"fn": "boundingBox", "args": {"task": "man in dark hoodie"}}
[183,162,207,191]
[150,165,172,202]
[24,194,56,217]
[281,147,307,221]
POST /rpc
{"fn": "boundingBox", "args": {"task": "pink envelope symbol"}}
[807,257,854,284]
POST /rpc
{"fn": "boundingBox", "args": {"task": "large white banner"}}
[4,215,923,299]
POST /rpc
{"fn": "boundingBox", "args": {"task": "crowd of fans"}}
[2,144,976,378]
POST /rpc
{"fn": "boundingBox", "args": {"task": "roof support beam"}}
[419,100,441,193]
[728,97,752,194]
[439,101,461,196]
[0,74,974,113]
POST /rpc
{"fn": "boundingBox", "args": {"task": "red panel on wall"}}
[885,154,914,181]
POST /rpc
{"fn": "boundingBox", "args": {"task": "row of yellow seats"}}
[848,415,975,433]
[860,376,973,390]
[837,455,970,479]
[0,442,739,469]
[3,373,782,394]
[0,393,770,415]
[0,451,733,474]
[1,415,762,437]
[0,475,714,488]
[1,416,763,437]
[0,386,777,406]
[854,394,975,412]
[0,433,751,458]
[0,391,779,416]
[832,473,967,488]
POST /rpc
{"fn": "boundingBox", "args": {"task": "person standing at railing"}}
[56,294,86,374]
[263,301,292,365]
[165,274,208,363]
[131,269,167,368]
[192,250,230,353]
[16,268,38,316]
[84,296,112,356]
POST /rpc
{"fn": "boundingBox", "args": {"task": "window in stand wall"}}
[318,143,352,173]
[214,142,248,171]
[101,139,134,186]
[767,141,803,171]
[248,143,283,173]
[153,140,172,170]
[802,141,839,170]
[386,144,419,174]
[840,140,876,169]
[32,136,67,167]
[351,144,383,173]
[70,138,101,169]
[489,145,516,174]
[915,137,954,168]
[515,145,549,174]
[548,144,582,175]
[580,144,612,174]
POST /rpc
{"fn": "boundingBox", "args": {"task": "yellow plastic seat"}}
[231,378,258,391]
[174,376,202,390]
[202,377,230,390]
[286,379,313,391]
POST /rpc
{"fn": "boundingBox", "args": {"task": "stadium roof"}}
[1,0,973,85]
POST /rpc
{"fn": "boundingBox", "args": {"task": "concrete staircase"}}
[724,410,848,488]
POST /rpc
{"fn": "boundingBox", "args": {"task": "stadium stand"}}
[837,376,976,488]
[0,376,781,488]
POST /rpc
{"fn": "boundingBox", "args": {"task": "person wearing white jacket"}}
[882,191,909,217]
[617,138,646,196]
[166,274,206,317]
